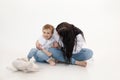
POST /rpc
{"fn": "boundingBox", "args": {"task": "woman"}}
[48,22,93,67]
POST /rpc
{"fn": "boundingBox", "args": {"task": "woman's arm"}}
[41,49,52,56]
[73,34,85,54]
[52,41,61,48]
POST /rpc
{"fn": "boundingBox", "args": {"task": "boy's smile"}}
[42,29,52,40]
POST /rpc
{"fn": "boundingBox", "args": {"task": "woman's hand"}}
[52,41,59,48]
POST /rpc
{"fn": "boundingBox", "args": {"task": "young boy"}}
[28,24,58,66]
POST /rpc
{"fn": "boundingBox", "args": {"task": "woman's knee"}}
[74,48,93,60]
[88,49,93,56]
[48,48,56,57]
[84,48,93,59]
[48,48,60,55]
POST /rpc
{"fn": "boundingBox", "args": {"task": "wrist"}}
[48,54,53,58]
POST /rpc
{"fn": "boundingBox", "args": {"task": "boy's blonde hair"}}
[42,24,54,34]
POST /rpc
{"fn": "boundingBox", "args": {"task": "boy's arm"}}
[36,40,52,57]
[36,40,43,50]
[41,49,52,57]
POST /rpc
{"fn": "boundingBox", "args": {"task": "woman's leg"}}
[71,48,93,67]
[48,48,65,62]
[70,58,87,67]
[48,48,93,66]
[72,48,93,61]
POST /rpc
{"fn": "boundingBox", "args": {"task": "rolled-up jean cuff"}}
[46,57,53,62]
[71,58,76,64]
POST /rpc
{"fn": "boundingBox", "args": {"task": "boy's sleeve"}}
[38,35,45,45]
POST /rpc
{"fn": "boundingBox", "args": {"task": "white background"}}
[0,0,120,80]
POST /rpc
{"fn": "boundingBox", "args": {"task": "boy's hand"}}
[36,41,43,50]
[36,40,44,50]
[37,45,43,50]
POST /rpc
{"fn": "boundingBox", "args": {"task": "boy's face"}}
[42,29,53,40]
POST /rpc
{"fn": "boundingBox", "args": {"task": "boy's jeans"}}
[27,48,50,62]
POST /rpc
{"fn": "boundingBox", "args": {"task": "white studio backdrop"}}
[1,0,120,80]
[0,0,120,59]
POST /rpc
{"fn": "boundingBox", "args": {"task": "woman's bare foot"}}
[47,58,56,66]
[75,61,87,67]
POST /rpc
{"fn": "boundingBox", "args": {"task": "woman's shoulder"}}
[52,29,59,42]
[76,34,85,42]
[76,34,83,38]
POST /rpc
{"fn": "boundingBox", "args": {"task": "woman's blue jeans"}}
[27,48,93,64]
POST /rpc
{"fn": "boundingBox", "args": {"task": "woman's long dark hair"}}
[56,22,85,63]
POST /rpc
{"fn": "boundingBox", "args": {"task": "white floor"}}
[0,0,120,80]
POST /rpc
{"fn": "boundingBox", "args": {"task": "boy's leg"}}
[34,50,55,65]
[46,57,56,66]
[27,48,38,60]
